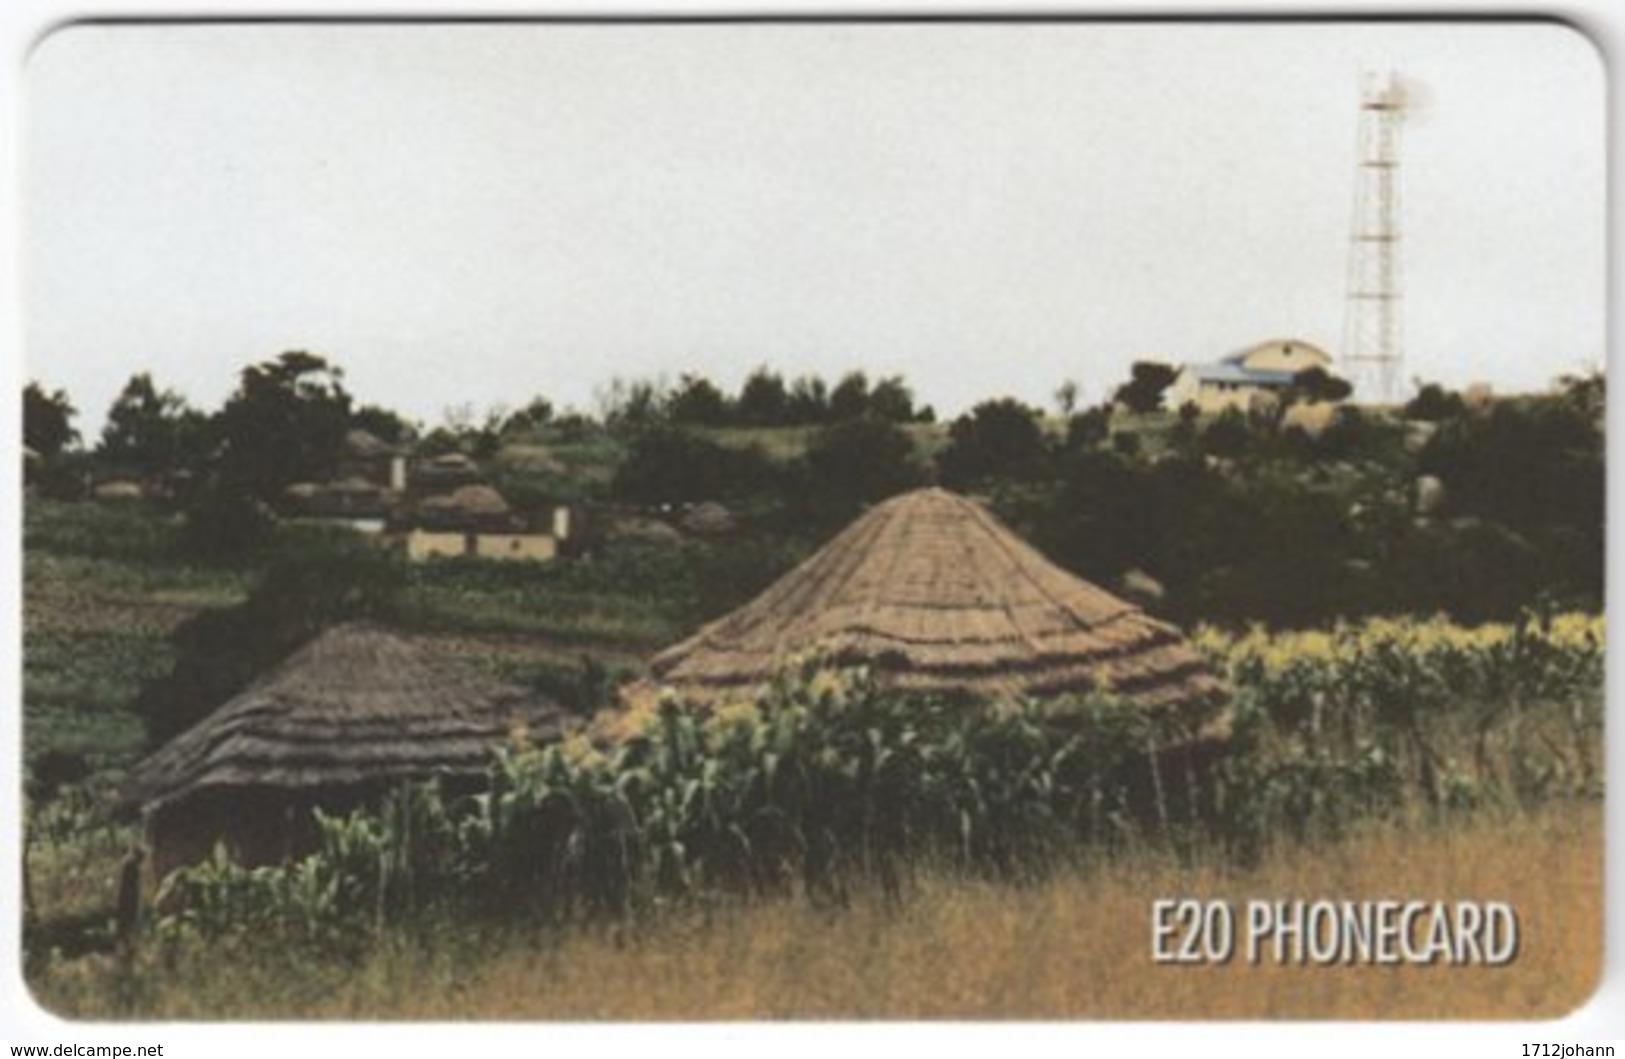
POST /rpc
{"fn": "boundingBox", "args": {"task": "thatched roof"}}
[429,452,477,471]
[328,475,383,496]
[680,501,735,536]
[420,484,511,518]
[92,480,145,503]
[344,428,397,460]
[121,623,562,815]
[650,488,1225,716]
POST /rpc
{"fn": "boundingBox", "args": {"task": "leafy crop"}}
[147,611,1602,951]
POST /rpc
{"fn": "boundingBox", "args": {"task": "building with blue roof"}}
[1165,338,1336,413]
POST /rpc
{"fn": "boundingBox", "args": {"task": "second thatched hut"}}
[121,623,564,880]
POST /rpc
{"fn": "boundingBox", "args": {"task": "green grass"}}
[25,550,254,610]
[401,584,679,647]
[22,499,185,563]
[23,803,1603,1020]
[22,502,255,775]
[399,542,704,649]
[20,500,708,784]
[489,431,627,508]
[23,628,171,769]
[695,421,951,465]
[694,425,822,462]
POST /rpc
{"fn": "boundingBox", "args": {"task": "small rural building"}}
[337,428,408,492]
[119,623,564,880]
[413,451,484,491]
[1166,338,1336,413]
[282,476,396,534]
[279,428,408,531]
[92,479,146,504]
[649,487,1227,737]
[394,484,567,563]
[645,488,1230,824]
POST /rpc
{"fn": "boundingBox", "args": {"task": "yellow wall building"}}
[404,529,473,561]
[401,525,562,563]
[473,533,558,562]
[1166,339,1335,414]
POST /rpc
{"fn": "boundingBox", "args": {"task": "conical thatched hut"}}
[122,623,563,879]
[650,488,1225,728]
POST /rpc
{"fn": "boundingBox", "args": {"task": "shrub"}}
[938,398,1051,487]
[800,417,926,523]
[611,428,780,505]
[134,536,405,746]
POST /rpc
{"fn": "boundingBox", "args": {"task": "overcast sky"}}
[23,20,1605,435]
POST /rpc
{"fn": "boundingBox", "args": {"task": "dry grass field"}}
[30,802,1600,1022]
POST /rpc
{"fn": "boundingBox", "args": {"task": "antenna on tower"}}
[1342,69,1408,405]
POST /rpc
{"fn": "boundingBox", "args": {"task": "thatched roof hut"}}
[343,427,398,460]
[650,488,1225,719]
[419,483,511,517]
[680,501,736,537]
[92,480,145,504]
[411,484,518,533]
[122,623,562,877]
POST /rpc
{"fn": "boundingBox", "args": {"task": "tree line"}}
[608,372,1605,630]
[21,351,1606,632]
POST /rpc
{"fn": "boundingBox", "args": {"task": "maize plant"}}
[154,610,1602,949]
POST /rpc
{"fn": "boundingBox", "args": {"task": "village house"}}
[118,623,564,879]
[336,428,409,492]
[1166,338,1337,413]
[394,483,569,563]
[279,429,408,534]
[277,432,569,562]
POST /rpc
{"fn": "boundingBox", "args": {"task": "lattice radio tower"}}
[1342,69,1408,405]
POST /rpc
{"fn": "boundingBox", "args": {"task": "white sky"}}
[23,21,1606,435]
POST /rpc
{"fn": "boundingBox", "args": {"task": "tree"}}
[867,375,919,422]
[1286,366,1353,405]
[1168,400,1201,452]
[786,375,830,424]
[180,489,276,560]
[1403,382,1465,422]
[23,383,77,457]
[1415,384,1603,613]
[134,535,405,746]
[1557,369,1605,424]
[736,367,789,426]
[1112,361,1179,414]
[212,351,353,500]
[828,371,871,421]
[1201,407,1252,458]
[1063,405,1112,452]
[504,396,555,434]
[597,376,667,434]
[433,403,508,460]
[97,373,207,478]
[1315,405,1374,459]
[1053,380,1080,417]
[938,398,1051,487]
[611,427,778,505]
[351,404,417,445]
[666,373,731,426]
[802,417,924,519]
[1419,388,1603,538]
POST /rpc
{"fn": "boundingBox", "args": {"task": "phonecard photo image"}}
[15,18,1607,1023]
